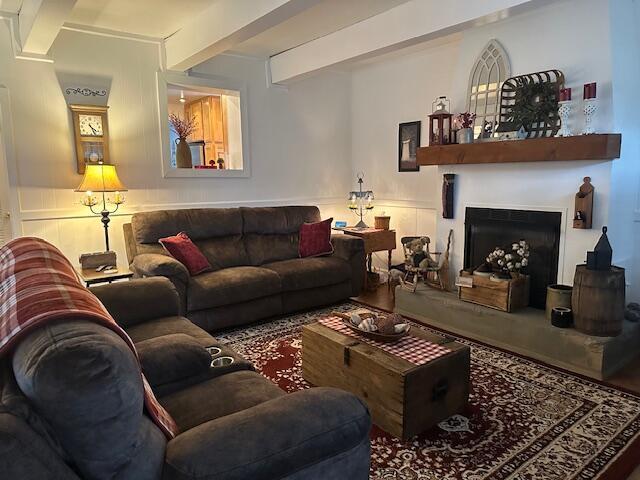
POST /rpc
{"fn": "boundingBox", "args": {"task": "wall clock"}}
[69,104,110,174]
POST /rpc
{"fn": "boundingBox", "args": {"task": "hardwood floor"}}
[354,284,640,479]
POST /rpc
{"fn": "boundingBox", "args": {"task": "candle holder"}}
[582,98,597,135]
[348,173,374,229]
[556,100,573,137]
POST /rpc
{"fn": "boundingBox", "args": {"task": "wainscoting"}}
[18,198,437,269]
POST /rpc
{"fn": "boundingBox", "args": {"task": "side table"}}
[75,265,133,287]
[337,227,396,288]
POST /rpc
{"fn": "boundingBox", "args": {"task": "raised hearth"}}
[395,285,640,380]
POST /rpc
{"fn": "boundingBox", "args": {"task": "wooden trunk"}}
[572,265,625,337]
[301,322,470,440]
[458,273,530,312]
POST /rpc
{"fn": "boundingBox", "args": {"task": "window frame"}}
[156,71,251,178]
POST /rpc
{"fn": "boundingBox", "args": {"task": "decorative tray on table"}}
[332,311,410,343]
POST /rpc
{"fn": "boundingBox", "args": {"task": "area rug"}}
[215,303,640,480]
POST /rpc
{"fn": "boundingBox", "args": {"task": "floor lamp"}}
[75,162,127,252]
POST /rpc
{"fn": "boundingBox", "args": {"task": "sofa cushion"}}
[12,320,165,480]
[188,267,282,311]
[244,233,299,265]
[0,412,82,480]
[125,316,216,347]
[133,208,243,244]
[162,387,371,480]
[263,257,351,292]
[195,235,250,270]
[241,206,320,235]
[160,370,284,431]
[160,232,212,276]
[188,296,283,333]
[137,334,212,388]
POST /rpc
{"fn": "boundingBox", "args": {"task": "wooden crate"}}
[301,322,470,440]
[458,273,530,312]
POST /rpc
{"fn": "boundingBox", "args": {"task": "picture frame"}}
[398,121,421,172]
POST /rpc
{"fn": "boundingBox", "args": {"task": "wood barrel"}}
[572,265,625,336]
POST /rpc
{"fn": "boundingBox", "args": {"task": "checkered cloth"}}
[319,315,451,366]
[0,237,178,440]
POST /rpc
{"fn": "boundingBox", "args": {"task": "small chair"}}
[399,230,453,291]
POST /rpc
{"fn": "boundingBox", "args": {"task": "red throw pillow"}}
[299,218,334,258]
[159,232,212,276]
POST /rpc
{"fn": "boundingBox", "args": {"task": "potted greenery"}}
[169,114,196,168]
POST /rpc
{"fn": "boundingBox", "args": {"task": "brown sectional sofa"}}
[124,206,365,332]
[1,276,372,479]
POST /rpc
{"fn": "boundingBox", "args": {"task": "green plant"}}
[506,79,558,132]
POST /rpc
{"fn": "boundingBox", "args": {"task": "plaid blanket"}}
[0,237,178,439]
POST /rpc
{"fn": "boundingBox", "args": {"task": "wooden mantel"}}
[417,134,621,166]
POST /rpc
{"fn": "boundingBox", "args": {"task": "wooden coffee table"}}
[301,321,470,439]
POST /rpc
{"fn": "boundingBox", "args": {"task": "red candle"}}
[584,82,597,100]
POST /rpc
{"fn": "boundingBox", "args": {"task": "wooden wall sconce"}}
[442,174,455,219]
[573,177,594,229]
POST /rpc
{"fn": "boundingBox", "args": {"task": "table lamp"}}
[75,162,127,252]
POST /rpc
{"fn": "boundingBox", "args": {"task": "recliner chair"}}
[0,276,371,479]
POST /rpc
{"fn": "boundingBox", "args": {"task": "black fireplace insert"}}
[464,207,562,309]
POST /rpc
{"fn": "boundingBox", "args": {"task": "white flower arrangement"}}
[485,239,531,275]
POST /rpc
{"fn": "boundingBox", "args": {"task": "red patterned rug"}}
[215,303,640,480]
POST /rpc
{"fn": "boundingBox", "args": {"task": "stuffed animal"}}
[406,237,438,269]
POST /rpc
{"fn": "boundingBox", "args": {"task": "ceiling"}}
[1,0,412,57]
[231,0,412,57]
[0,0,22,13]
[68,0,216,38]
[167,86,222,105]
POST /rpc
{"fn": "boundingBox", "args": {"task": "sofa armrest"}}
[163,387,371,480]
[131,254,189,314]
[331,234,366,296]
[132,253,189,282]
[91,277,181,328]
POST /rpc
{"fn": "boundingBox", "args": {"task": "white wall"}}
[351,38,460,268]
[0,23,350,263]
[608,0,640,302]
[438,0,614,286]
[222,95,243,169]
[350,0,618,286]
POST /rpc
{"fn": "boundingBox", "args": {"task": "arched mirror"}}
[466,39,511,139]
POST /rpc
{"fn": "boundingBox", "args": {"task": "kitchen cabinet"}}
[185,95,228,166]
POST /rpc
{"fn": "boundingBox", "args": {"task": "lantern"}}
[429,96,452,145]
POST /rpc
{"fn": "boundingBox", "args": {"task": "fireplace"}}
[464,207,562,309]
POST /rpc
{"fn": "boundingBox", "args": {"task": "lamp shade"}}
[75,163,127,192]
